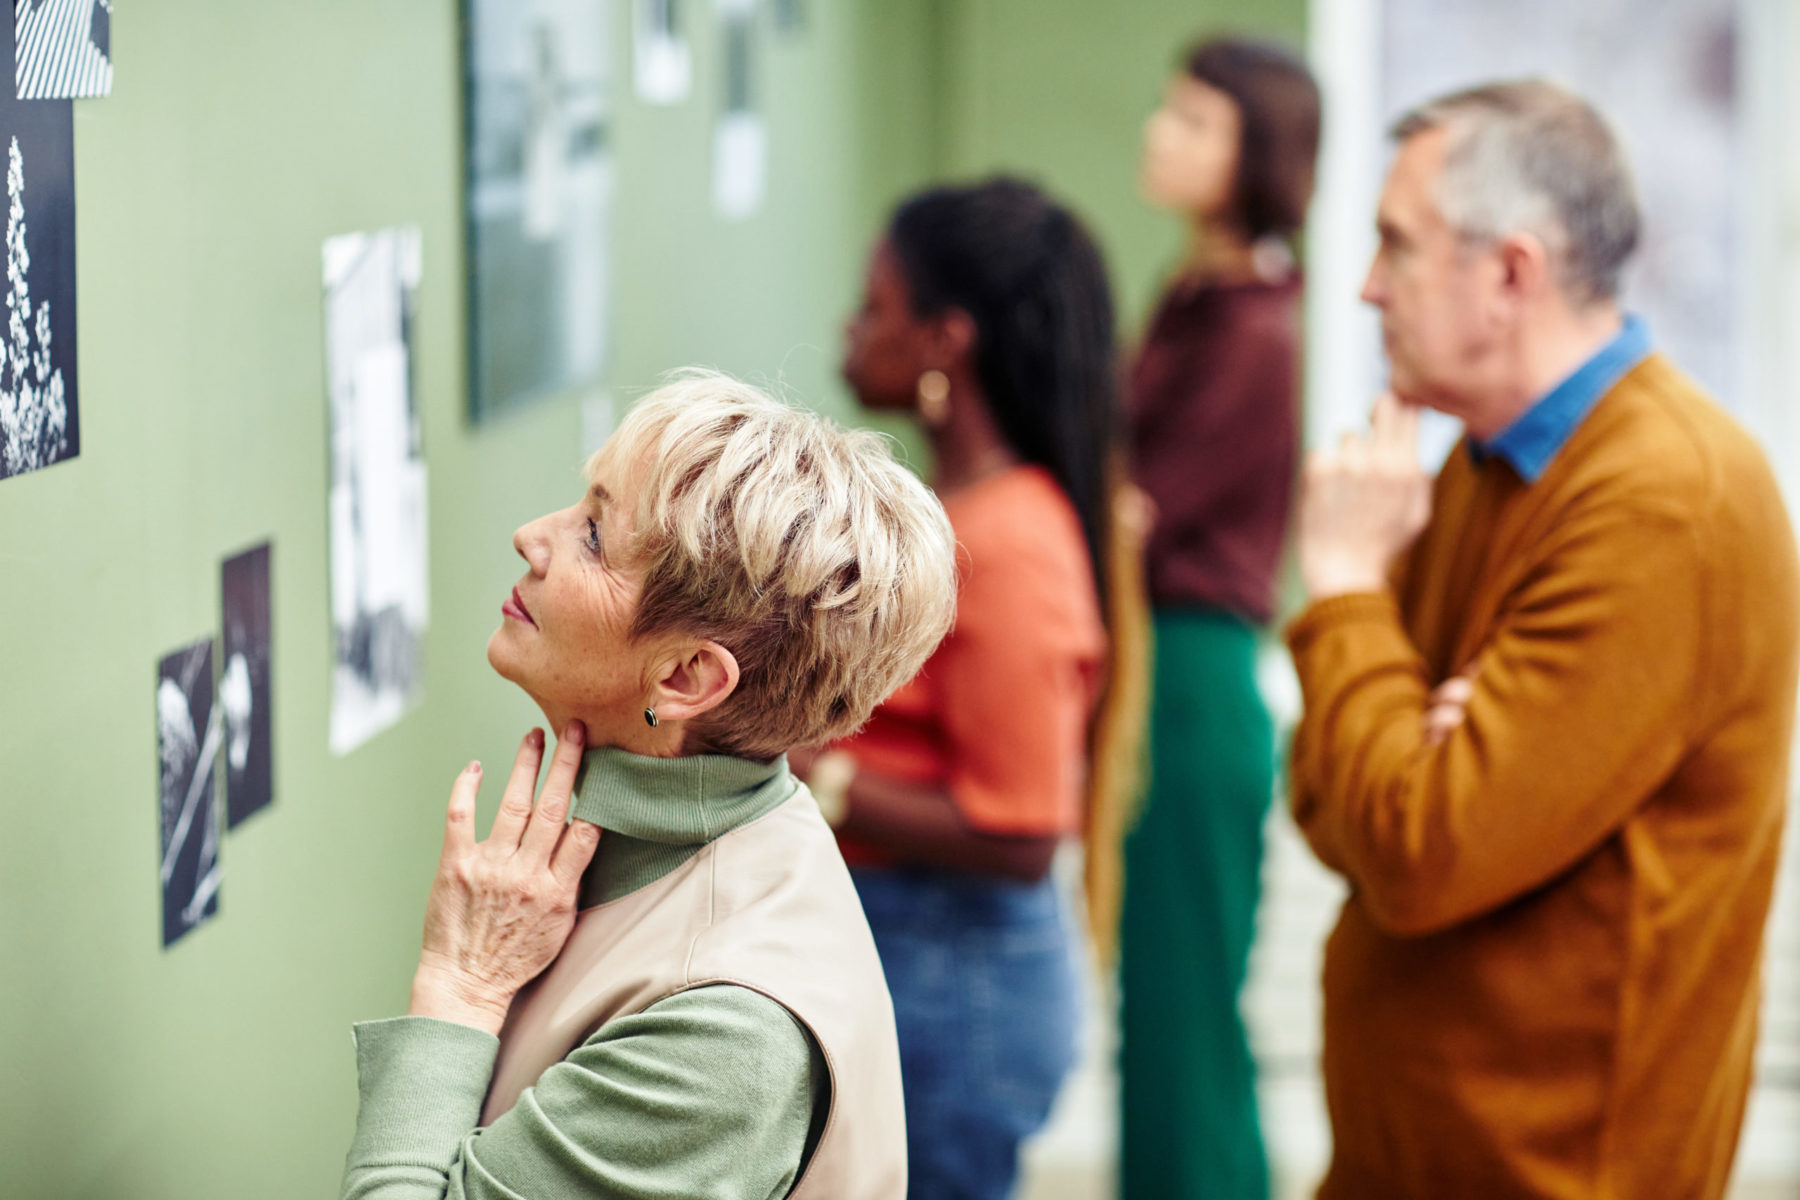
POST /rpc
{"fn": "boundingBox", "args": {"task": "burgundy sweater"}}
[1128,274,1303,625]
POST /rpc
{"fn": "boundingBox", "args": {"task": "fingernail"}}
[530,728,545,748]
[468,760,481,775]
[568,719,587,743]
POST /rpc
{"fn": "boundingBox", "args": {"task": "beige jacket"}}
[483,787,908,1199]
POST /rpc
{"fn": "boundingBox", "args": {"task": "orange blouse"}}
[835,465,1106,863]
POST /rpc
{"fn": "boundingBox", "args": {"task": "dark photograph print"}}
[221,542,273,827]
[464,0,611,421]
[157,637,222,948]
[14,0,112,99]
[0,7,76,483]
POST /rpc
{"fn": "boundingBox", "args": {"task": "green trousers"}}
[1119,609,1274,1199]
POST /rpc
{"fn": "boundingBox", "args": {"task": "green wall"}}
[0,2,1300,1196]
[0,4,936,1196]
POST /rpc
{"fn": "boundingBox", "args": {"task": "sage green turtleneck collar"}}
[572,746,797,908]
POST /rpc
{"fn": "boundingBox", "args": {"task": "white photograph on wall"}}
[323,227,428,756]
[711,0,765,221]
[15,0,112,99]
[633,0,691,104]
[158,637,221,948]
[465,0,612,421]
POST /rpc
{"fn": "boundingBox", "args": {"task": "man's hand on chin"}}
[1296,392,1433,601]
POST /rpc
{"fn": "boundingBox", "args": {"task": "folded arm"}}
[1286,507,1705,936]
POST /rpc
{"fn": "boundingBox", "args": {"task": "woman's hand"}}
[408,721,602,1035]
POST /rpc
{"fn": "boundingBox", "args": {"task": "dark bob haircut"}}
[1183,36,1321,241]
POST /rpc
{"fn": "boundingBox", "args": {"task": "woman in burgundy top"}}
[1118,35,1320,1200]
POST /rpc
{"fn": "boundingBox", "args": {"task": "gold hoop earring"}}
[916,370,951,428]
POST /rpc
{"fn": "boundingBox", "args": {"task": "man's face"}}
[1360,129,1501,422]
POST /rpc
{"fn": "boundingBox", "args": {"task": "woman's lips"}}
[503,587,536,628]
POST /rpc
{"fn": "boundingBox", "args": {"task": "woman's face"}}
[486,449,658,743]
[1141,75,1243,221]
[842,238,931,412]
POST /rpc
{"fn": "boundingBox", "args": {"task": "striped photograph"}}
[15,0,112,100]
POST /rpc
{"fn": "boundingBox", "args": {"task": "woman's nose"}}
[1145,108,1175,152]
[513,520,550,575]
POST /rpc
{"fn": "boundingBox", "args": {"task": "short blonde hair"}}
[590,370,957,760]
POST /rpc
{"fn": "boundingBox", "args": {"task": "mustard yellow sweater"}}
[1287,354,1799,1200]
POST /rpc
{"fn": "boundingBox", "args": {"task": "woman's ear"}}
[923,307,978,373]
[649,640,741,723]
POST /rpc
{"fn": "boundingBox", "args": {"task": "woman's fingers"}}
[552,820,603,887]
[488,729,547,850]
[442,761,482,857]
[414,722,596,1030]
[520,720,586,865]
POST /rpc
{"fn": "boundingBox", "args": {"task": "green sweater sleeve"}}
[340,985,826,1200]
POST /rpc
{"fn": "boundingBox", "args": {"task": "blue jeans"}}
[853,866,1081,1200]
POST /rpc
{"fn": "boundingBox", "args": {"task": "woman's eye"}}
[584,518,603,555]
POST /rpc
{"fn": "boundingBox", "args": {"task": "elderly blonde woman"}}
[338,373,957,1200]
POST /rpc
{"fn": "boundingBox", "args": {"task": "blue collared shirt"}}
[1470,314,1652,483]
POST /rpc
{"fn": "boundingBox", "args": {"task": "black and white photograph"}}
[633,0,690,105]
[0,11,75,483]
[220,542,273,827]
[14,0,112,99]
[157,637,221,948]
[324,226,428,756]
[465,0,612,421]
[711,0,765,220]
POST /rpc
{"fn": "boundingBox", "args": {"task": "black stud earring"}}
[644,707,659,728]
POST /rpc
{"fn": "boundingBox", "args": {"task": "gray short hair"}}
[1392,80,1640,304]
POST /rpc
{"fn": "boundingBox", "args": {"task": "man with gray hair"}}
[1287,80,1798,1198]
